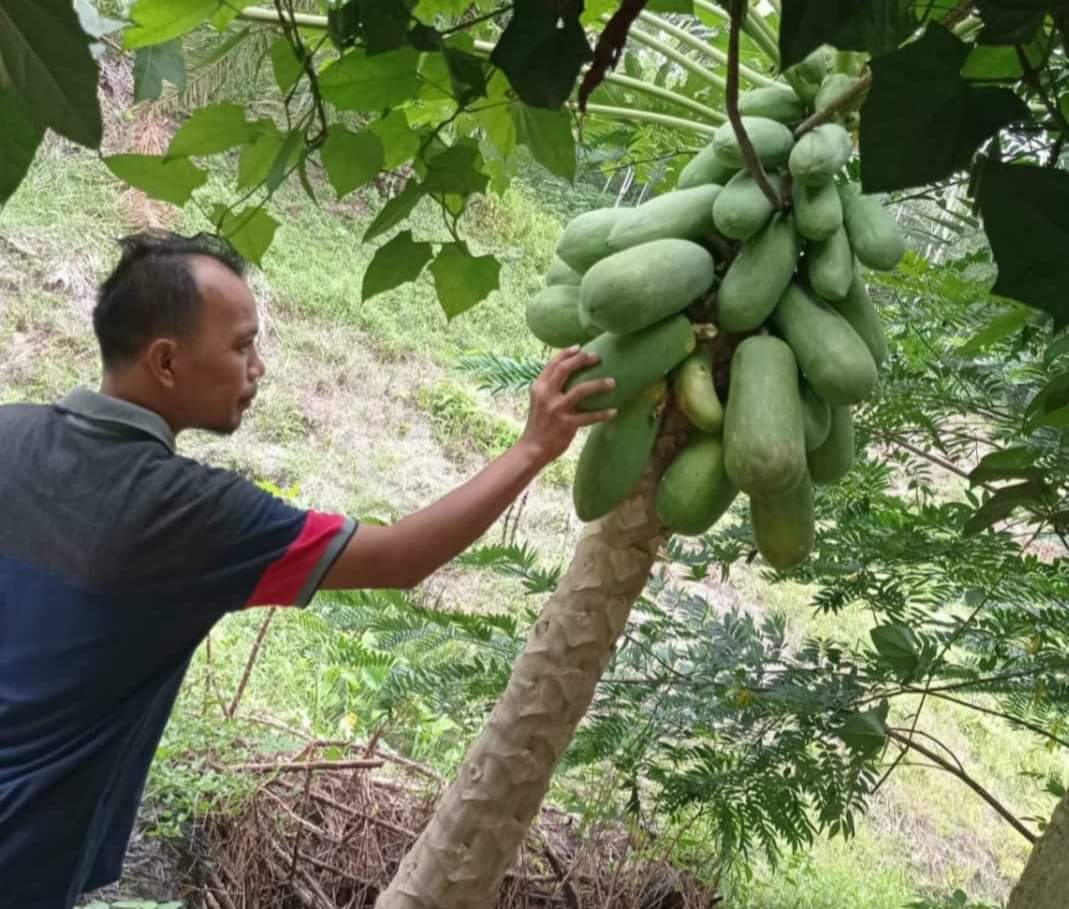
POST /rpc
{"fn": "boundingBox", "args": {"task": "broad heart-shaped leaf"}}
[133,41,187,102]
[973,0,1067,45]
[963,479,1048,536]
[358,0,409,54]
[779,0,917,69]
[836,702,889,756]
[320,126,385,199]
[168,103,256,158]
[969,447,1044,485]
[431,243,501,320]
[423,140,489,196]
[980,163,1069,330]
[363,180,425,242]
[362,230,433,302]
[490,0,592,109]
[320,47,421,112]
[514,104,576,182]
[270,36,302,94]
[0,92,42,204]
[213,205,280,266]
[104,153,207,205]
[870,623,920,680]
[859,24,1030,193]
[0,0,103,147]
[124,0,220,48]
[369,111,422,168]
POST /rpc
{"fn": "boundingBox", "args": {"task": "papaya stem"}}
[725,0,782,209]
[793,70,873,137]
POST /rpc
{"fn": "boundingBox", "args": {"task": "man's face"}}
[171,256,266,434]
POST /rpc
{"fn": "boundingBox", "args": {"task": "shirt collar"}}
[55,387,177,454]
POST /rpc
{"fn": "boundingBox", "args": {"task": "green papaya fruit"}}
[807,405,854,485]
[713,170,784,241]
[674,347,724,433]
[807,225,854,301]
[800,379,831,451]
[573,379,667,522]
[525,285,594,349]
[546,256,582,286]
[751,476,815,570]
[656,430,738,535]
[771,283,877,405]
[788,123,852,186]
[556,207,630,272]
[678,143,737,190]
[738,85,807,124]
[607,184,722,251]
[792,179,843,241]
[831,271,887,367]
[712,117,795,169]
[718,214,800,333]
[565,315,696,412]
[723,335,807,498]
[792,46,834,84]
[839,183,906,271]
[814,72,857,113]
[580,238,716,334]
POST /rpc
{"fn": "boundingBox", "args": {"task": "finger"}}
[569,409,617,428]
[548,348,599,391]
[561,377,615,409]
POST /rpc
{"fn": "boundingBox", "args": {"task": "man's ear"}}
[144,338,178,389]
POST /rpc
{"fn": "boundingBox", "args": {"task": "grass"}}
[3,140,1063,909]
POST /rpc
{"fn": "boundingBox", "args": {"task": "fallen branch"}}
[227,607,277,718]
[223,758,383,772]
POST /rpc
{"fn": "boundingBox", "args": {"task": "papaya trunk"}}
[376,422,684,908]
[1007,791,1069,909]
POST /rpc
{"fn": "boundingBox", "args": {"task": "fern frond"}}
[455,354,546,396]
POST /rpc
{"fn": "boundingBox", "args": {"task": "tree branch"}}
[886,728,1036,843]
[725,0,780,208]
[794,71,872,137]
[227,607,277,718]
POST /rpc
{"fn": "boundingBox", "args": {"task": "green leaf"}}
[514,104,575,182]
[430,243,501,320]
[980,163,1069,330]
[963,480,1048,536]
[124,0,220,48]
[369,111,422,168]
[168,103,255,157]
[779,0,917,69]
[969,447,1042,485]
[358,0,409,54]
[0,92,42,204]
[320,47,421,112]
[362,230,433,302]
[104,153,207,205]
[0,0,103,147]
[1045,334,1069,365]
[836,703,889,756]
[490,0,592,109]
[363,180,425,242]
[958,305,1031,354]
[423,140,489,196]
[320,127,385,199]
[870,623,921,679]
[213,205,280,266]
[859,24,1030,193]
[443,45,488,106]
[264,130,302,192]
[270,37,302,94]
[960,44,1022,81]
[647,0,693,11]
[237,124,284,189]
[975,1,1050,45]
[133,40,187,102]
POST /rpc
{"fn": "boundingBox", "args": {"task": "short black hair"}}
[93,230,246,368]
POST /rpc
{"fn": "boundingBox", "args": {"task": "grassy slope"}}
[2,143,1061,909]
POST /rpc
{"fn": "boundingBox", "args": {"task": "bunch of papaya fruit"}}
[525,48,905,571]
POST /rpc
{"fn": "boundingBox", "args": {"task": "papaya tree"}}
[5,1,1069,906]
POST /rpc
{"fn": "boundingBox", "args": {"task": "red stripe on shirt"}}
[245,511,346,607]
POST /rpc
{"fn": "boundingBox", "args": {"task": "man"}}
[0,231,616,908]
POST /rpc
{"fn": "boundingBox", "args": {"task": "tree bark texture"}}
[1008,790,1069,909]
[377,421,685,908]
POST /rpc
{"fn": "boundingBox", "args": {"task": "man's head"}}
[93,231,266,435]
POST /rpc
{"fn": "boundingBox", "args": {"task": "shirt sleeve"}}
[145,459,358,610]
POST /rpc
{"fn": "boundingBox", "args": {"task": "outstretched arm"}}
[321,346,615,590]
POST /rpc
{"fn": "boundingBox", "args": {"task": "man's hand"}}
[518,346,617,466]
